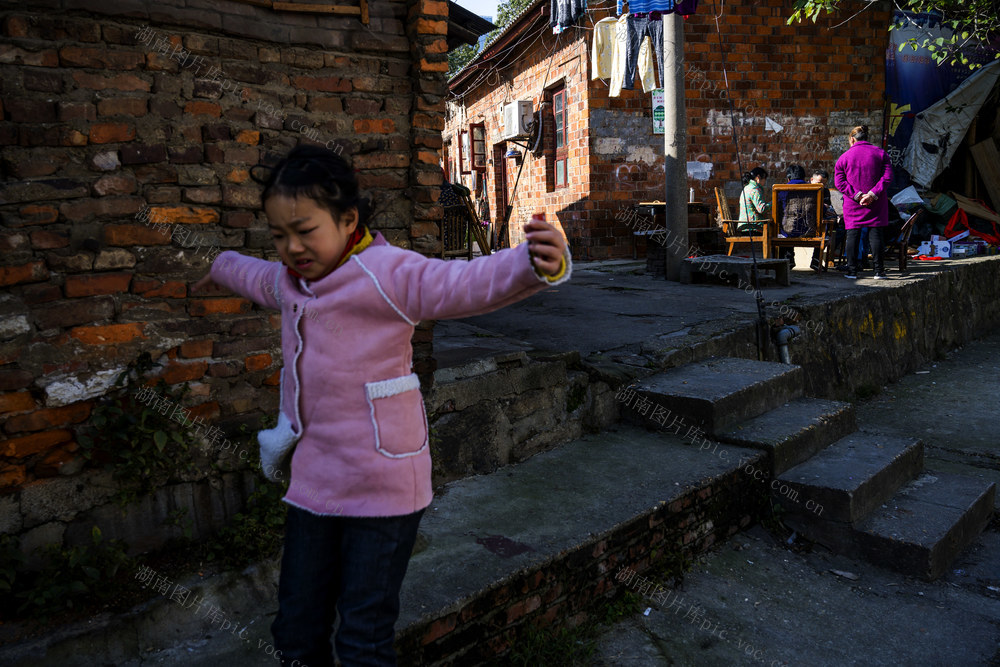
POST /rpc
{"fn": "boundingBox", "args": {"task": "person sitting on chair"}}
[776,165,821,270]
[738,167,769,233]
[778,165,814,238]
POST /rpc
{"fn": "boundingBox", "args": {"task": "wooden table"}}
[631,201,722,259]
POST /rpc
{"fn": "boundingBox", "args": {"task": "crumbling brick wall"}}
[0,0,448,550]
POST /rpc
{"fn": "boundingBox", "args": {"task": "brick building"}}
[0,0,490,553]
[444,0,891,259]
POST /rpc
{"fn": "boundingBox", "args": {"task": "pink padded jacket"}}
[210,232,571,517]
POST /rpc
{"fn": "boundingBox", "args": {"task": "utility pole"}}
[663,11,687,281]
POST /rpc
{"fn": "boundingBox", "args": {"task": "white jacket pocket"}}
[365,373,428,458]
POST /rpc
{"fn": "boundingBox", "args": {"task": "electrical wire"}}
[710,0,769,358]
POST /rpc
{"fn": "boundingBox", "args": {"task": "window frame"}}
[459,129,472,175]
[470,122,487,172]
[552,86,568,189]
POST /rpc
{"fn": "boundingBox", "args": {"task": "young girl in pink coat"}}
[192,145,570,666]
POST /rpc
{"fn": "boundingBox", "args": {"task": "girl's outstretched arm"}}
[195,251,284,310]
[364,217,571,323]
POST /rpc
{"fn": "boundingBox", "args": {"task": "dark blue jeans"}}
[271,505,425,667]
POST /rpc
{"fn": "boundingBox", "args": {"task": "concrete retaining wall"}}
[790,257,1000,399]
[426,350,620,487]
[395,464,767,664]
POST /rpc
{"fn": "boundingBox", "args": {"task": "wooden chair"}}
[885,209,922,271]
[770,184,827,270]
[715,187,770,259]
[440,183,491,260]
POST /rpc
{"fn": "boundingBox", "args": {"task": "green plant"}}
[198,480,287,569]
[163,507,194,541]
[76,352,201,505]
[2,527,131,620]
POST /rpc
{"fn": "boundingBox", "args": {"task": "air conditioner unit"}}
[501,101,533,140]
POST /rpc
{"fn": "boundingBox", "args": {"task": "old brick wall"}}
[395,459,767,663]
[444,8,589,254]
[0,0,449,551]
[448,0,890,259]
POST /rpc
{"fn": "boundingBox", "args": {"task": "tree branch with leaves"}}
[789,0,999,69]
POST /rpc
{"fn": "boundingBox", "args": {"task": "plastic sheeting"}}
[903,60,1000,187]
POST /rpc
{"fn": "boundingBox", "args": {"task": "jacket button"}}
[293,304,298,312]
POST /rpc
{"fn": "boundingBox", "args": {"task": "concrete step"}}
[717,397,857,475]
[777,432,923,524]
[627,357,803,435]
[393,425,766,665]
[855,472,996,581]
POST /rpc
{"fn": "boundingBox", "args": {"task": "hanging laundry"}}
[610,15,656,96]
[623,15,664,91]
[618,0,675,14]
[592,17,618,79]
[550,0,587,33]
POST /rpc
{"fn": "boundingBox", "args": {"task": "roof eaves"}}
[448,0,548,89]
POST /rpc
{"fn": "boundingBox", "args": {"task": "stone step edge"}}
[854,478,996,581]
[394,465,768,666]
[715,399,858,475]
[777,434,924,524]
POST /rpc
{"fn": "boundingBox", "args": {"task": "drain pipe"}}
[775,325,800,364]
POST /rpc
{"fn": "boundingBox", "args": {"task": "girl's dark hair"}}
[258,144,370,226]
[785,164,806,181]
[742,167,768,185]
[850,125,869,142]
[812,168,829,179]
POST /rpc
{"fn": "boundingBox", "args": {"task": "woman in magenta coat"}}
[834,125,893,279]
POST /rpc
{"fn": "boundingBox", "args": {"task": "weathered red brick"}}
[132,277,187,298]
[29,230,69,249]
[5,98,58,123]
[104,224,172,246]
[157,360,209,385]
[68,322,146,345]
[0,261,48,287]
[73,71,150,91]
[89,122,135,144]
[184,101,223,117]
[2,429,72,458]
[353,118,396,134]
[0,47,59,67]
[0,391,35,415]
[97,97,148,116]
[19,204,58,227]
[291,75,351,92]
[93,173,137,196]
[180,339,213,359]
[5,402,91,434]
[244,353,272,371]
[231,129,258,145]
[60,196,143,222]
[148,206,219,225]
[64,272,131,297]
[0,464,27,490]
[189,299,252,317]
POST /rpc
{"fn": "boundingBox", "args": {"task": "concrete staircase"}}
[628,356,995,581]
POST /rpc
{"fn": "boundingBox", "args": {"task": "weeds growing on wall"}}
[76,352,200,506]
[0,527,131,621]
